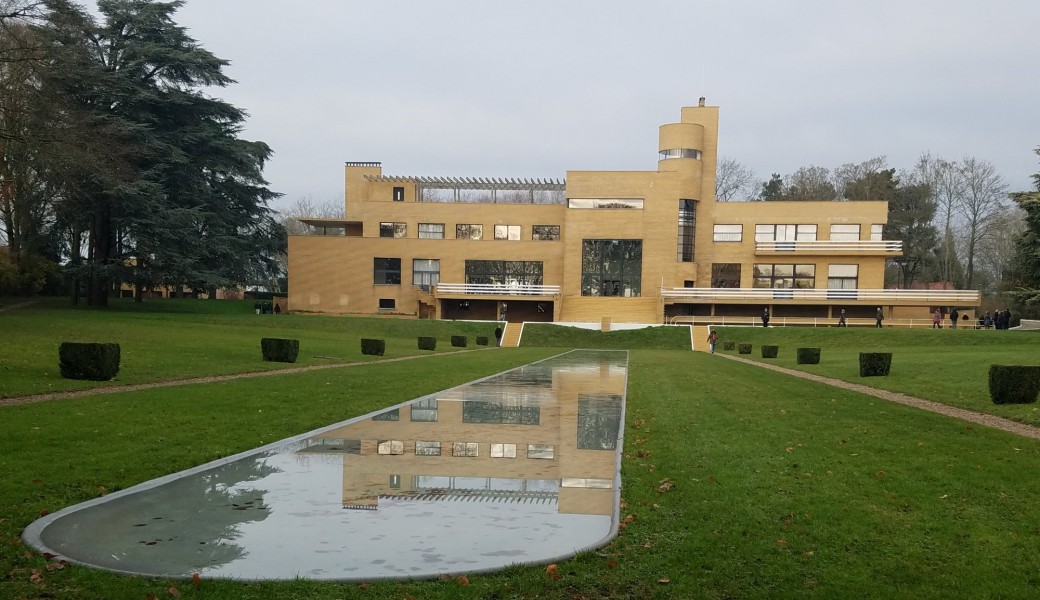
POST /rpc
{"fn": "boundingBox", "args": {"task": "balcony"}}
[433,283,562,298]
[755,240,902,255]
[659,287,980,305]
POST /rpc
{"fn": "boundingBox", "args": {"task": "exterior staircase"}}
[692,325,711,353]
[500,322,524,347]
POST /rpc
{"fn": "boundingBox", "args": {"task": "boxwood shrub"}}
[796,347,821,365]
[988,365,1040,404]
[260,338,299,363]
[476,336,489,346]
[859,352,892,377]
[761,345,779,359]
[59,342,121,381]
[451,335,467,348]
[361,338,385,356]
[723,341,735,351]
[737,343,752,355]
[417,336,437,351]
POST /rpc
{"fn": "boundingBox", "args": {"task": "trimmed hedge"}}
[260,338,299,363]
[451,336,467,348]
[723,341,736,351]
[859,352,892,377]
[417,336,437,351]
[796,347,821,365]
[59,342,121,381]
[476,336,489,346]
[988,365,1040,404]
[361,338,385,356]
[738,343,752,355]
[761,345,779,359]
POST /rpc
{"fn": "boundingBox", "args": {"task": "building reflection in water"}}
[24,350,628,581]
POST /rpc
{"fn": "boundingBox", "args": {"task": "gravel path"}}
[0,349,482,408]
[719,353,1040,440]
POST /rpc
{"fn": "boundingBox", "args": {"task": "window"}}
[379,222,406,238]
[659,148,702,160]
[412,259,440,290]
[452,442,479,457]
[372,409,399,421]
[378,298,395,310]
[871,224,884,241]
[465,260,543,286]
[410,398,438,422]
[456,224,482,240]
[490,443,517,458]
[527,444,555,459]
[713,224,742,242]
[418,223,444,239]
[677,200,696,262]
[392,186,404,201]
[568,198,644,209]
[373,258,401,284]
[532,225,561,241]
[415,441,441,456]
[828,264,859,289]
[755,224,817,242]
[494,225,521,240]
[753,264,816,289]
[377,440,404,455]
[830,224,861,241]
[581,239,642,297]
[711,264,741,288]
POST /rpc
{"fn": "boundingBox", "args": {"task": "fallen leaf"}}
[192,572,201,589]
[874,471,886,478]
[785,447,793,453]
[776,539,787,547]
[658,578,671,584]
[456,575,469,586]
[642,541,653,548]
[802,551,815,560]
[545,563,561,580]
[167,586,181,597]
[607,560,618,568]
[657,479,673,493]
[29,568,43,584]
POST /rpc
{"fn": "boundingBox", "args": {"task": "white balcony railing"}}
[433,283,561,296]
[660,287,980,304]
[755,240,903,253]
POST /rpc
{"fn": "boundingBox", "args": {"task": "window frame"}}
[713,224,742,242]
[456,224,483,240]
[532,225,561,241]
[418,223,445,239]
[373,257,402,285]
[493,224,521,240]
[379,222,407,238]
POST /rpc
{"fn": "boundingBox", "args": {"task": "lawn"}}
[711,325,1040,425]
[2,302,1040,598]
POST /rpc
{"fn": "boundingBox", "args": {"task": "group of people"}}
[980,309,1014,330]
[254,301,280,315]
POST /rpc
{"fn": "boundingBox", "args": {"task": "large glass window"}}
[677,200,696,262]
[456,224,482,240]
[532,225,561,241]
[581,239,642,297]
[379,222,407,238]
[494,225,521,240]
[711,263,741,288]
[713,224,742,242]
[412,259,440,290]
[755,224,818,242]
[753,264,815,289]
[829,224,861,241]
[418,223,444,239]
[828,264,859,289]
[373,257,401,284]
[465,260,543,286]
[410,398,438,422]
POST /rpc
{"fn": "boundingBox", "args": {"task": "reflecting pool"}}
[23,350,628,580]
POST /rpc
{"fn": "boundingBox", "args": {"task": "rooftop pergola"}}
[365,174,566,204]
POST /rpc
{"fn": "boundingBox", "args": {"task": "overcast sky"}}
[161,0,1039,212]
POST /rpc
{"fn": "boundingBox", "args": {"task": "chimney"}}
[698,97,706,107]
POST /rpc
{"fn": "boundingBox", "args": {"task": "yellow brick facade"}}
[287,102,979,324]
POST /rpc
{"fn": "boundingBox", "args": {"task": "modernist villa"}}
[287,100,979,325]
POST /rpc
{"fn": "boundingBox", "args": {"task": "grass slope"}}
[521,323,691,350]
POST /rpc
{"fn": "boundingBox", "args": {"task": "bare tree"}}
[975,203,1025,293]
[277,194,343,236]
[785,165,836,200]
[834,156,888,200]
[910,153,965,285]
[957,157,1008,289]
[714,157,756,201]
